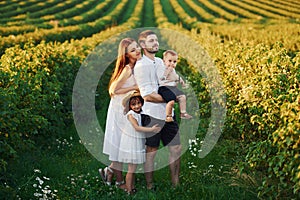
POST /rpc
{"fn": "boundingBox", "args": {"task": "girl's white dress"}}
[118,110,146,164]
[103,74,136,161]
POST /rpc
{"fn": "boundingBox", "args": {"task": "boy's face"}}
[164,53,178,68]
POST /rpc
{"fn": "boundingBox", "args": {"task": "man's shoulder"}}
[135,57,148,67]
[155,57,163,62]
[155,57,164,66]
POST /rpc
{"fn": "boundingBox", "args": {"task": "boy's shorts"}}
[158,86,184,102]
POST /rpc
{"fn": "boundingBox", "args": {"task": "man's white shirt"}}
[134,55,166,120]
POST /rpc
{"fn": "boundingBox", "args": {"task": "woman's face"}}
[126,41,141,61]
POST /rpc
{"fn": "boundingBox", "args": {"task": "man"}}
[134,30,182,189]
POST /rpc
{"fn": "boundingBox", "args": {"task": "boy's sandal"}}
[99,167,113,186]
[180,112,193,119]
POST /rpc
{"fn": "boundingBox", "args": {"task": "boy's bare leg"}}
[177,95,187,114]
[169,144,182,187]
[177,95,192,119]
[144,146,158,189]
[165,100,175,122]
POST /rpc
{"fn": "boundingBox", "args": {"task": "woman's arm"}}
[114,85,138,95]
[109,66,137,95]
[127,114,161,133]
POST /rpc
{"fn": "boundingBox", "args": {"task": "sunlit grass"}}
[4,122,259,199]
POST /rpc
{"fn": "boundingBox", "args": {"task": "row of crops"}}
[1,0,300,27]
[1,0,300,199]
[1,0,300,37]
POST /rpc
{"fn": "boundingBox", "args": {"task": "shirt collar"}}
[143,54,156,63]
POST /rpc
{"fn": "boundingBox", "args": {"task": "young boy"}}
[158,50,192,122]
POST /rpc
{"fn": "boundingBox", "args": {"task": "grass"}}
[3,121,259,199]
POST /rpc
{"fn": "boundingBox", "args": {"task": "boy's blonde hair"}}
[163,50,178,59]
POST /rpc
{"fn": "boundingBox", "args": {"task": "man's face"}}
[142,34,159,54]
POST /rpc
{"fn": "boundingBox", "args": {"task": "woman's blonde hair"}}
[108,38,136,96]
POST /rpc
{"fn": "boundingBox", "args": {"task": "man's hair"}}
[138,30,156,44]
[163,50,178,58]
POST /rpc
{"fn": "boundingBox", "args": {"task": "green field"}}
[1,0,300,199]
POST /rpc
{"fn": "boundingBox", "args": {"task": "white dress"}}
[103,74,136,161]
[118,110,146,164]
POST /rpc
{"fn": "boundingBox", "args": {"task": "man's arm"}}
[143,92,164,103]
[134,60,165,103]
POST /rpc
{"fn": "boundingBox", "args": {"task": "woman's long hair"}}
[108,38,135,96]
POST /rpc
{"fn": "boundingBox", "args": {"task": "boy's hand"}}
[164,67,173,77]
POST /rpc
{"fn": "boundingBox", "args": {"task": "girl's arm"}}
[127,114,161,133]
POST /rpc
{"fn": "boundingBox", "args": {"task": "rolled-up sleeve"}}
[134,61,155,97]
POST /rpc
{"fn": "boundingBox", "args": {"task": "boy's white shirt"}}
[134,55,166,120]
[159,67,178,87]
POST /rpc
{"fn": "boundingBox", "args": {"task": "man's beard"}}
[145,46,159,54]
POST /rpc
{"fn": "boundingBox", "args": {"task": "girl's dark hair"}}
[129,96,144,111]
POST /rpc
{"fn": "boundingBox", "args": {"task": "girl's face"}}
[163,53,178,68]
[129,98,143,113]
[126,41,141,61]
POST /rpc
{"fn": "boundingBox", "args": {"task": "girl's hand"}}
[151,124,161,133]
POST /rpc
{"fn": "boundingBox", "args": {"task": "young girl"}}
[118,91,161,194]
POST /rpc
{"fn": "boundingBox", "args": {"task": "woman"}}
[100,38,141,189]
